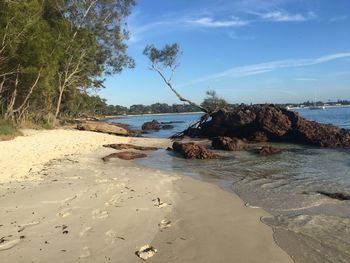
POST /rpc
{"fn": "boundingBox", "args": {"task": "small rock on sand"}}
[135,245,157,260]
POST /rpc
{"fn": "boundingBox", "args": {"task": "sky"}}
[98,0,350,107]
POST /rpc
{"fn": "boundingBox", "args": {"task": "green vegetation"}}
[0,119,21,140]
[0,0,135,126]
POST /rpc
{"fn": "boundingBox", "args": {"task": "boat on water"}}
[309,105,326,110]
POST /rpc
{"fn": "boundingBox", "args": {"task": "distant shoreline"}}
[102,111,203,120]
[288,105,350,110]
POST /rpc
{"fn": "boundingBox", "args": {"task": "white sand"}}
[0,129,293,262]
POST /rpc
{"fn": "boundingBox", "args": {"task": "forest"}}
[0,0,135,127]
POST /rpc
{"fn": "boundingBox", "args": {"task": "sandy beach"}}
[0,129,293,262]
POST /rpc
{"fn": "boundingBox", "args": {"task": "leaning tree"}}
[143,43,210,114]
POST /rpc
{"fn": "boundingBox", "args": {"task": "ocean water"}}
[108,107,350,262]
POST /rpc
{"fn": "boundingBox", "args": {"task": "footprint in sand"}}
[17,221,40,232]
[0,238,22,251]
[57,207,72,218]
[105,194,122,207]
[61,195,77,204]
[79,246,91,259]
[158,219,171,229]
[91,209,109,220]
[79,227,93,237]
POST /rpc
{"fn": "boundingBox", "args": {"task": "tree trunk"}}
[53,86,64,125]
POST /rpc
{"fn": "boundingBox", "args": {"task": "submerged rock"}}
[316,191,350,201]
[172,141,220,159]
[211,137,248,151]
[258,146,282,156]
[142,120,161,131]
[102,151,147,161]
[192,104,350,147]
[161,124,174,130]
[103,144,159,151]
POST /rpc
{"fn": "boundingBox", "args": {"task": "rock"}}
[258,146,282,156]
[102,151,147,161]
[316,191,350,201]
[142,120,160,131]
[77,121,129,136]
[172,141,220,159]
[192,104,350,148]
[211,137,248,151]
[103,144,159,151]
[161,124,174,130]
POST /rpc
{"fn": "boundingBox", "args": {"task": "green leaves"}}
[143,43,181,69]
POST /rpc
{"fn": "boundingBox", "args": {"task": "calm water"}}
[108,107,350,263]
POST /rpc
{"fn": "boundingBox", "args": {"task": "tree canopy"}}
[0,0,135,125]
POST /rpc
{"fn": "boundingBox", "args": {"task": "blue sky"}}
[99,0,350,106]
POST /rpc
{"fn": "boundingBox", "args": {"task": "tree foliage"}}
[0,0,135,125]
[200,90,228,112]
[143,43,210,113]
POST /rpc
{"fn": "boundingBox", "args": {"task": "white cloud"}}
[178,52,350,87]
[187,17,249,28]
[329,15,347,22]
[250,10,316,22]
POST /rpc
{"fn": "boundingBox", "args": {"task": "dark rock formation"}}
[102,151,147,161]
[103,143,159,151]
[191,104,350,147]
[212,137,248,151]
[172,141,220,159]
[258,146,282,156]
[316,191,350,201]
[161,124,174,130]
[142,120,161,131]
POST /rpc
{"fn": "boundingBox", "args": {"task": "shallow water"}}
[108,107,350,262]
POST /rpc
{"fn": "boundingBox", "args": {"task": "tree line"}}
[0,0,135,126]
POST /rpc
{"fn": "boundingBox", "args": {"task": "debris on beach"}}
[153,197,169,208]
[172,141,220,159]
[135,245,157,260]
[102,151,147,161]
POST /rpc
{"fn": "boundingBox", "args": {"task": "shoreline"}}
[0,129,293,262]
[102,111,203,120]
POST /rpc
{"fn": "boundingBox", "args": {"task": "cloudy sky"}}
[99,0,350,106]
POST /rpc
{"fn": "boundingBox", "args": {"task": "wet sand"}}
[0,129,293,262]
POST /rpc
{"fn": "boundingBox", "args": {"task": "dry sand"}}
[0,129,293,262]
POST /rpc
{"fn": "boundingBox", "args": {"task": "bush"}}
[0,119,21,140]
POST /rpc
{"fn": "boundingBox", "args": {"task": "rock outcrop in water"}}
[142,120,174,131]
[172,141,220,159]
[103,143,159,151]
[188,104,350,147]
[102,151,147,161]
[77,121,129,136]
[142,120,161,131]
[211,137,248,151]
[258,146,282,156]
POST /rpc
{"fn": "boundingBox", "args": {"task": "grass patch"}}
[0,119,22,141]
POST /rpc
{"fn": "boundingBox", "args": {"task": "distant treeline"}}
[282,100,350,107]
[0,0,135,126]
